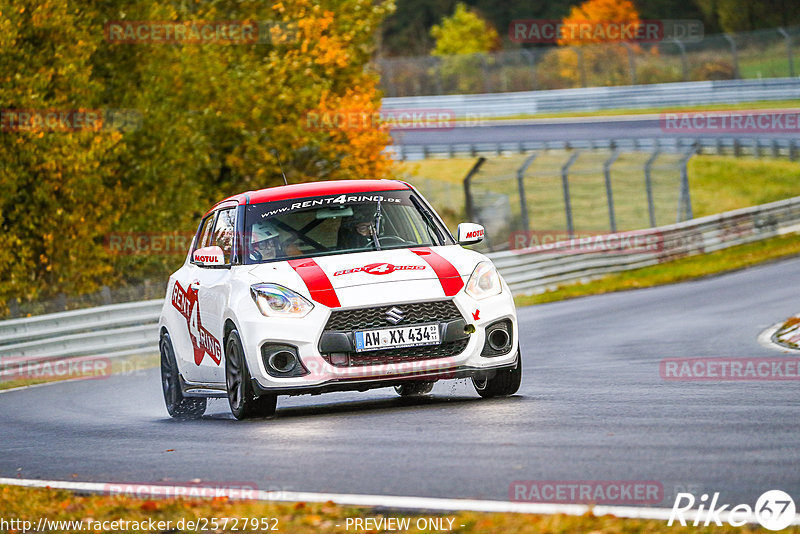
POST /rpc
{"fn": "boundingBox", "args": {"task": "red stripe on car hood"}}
[410,247,464,297]
[288,258,341,308]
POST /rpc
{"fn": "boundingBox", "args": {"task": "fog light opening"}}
[268,350,297,373]
[487,328,510,351]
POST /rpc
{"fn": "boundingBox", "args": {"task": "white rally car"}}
[158,179,521,419]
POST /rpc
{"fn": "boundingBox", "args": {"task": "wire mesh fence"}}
[377,26,800,97]
[461,149,692,252]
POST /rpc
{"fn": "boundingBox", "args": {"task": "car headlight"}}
[465,261,502,300]
[250,284,314,318]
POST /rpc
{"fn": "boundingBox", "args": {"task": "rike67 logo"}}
[171,280,223,366]
[669,490,796,530]
[334,263,426,277]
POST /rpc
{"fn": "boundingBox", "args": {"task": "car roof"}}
[206,179,412,215]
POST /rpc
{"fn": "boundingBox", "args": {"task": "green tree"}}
[430,3,499,56]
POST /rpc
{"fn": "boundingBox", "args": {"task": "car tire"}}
[394,381,435,397]
[160,332,207,419]
[225,329,277,420]
[472,351,522,398]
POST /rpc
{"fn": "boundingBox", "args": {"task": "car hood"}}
[246,245,485,308]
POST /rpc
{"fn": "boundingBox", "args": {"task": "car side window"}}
[193,213,216,256]
[212,209,236,264]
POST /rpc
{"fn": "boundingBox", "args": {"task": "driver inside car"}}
[249,221,282,261]
[339,209,377,250]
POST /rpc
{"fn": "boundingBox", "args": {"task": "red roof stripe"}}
[231,180,411,207]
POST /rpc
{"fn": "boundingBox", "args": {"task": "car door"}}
[188,207,236,384]
[169,211,216,384]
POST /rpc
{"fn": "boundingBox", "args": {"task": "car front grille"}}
[321,300,468,367]
[324,299,462,331]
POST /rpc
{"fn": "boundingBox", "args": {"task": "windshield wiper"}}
[411,196,445,245]
[370,197,383,250]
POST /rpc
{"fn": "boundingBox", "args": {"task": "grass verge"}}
[515,233,800,307]
[0,485,783,534]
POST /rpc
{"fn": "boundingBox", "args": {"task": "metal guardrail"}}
[492,195,800,294]
[0,300,162,369]
[389,137,800,161]
[382,78,800,119]
[1,196,799,366]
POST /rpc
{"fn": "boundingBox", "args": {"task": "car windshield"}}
[243,189,452,264]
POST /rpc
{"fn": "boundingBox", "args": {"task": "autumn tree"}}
[542,0,642,87]
[429,3,499,93]
[0,0,397,311]
[0,0,128,308]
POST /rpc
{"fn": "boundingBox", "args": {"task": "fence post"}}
[561,151,580,238]
[101,286,112,305]
[778,28,795,77]
[672,39,688,81]
[724,34,740,79]
[7,298,19,319]
[520,49,537,90]
[516,153,538,234]
[482,54,492,93]
[463,157,487,222]
[603,150,620,233]
[433,56,443,95]
[575,47,587,88]
[678,148,695,222]
[381,59,396,98]
[56,293,67,312]
[621,42,637,85]
[644,148,660,227]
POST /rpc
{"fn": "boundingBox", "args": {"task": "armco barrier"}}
[381,78,800,119]
[493,195,800,294]
[1,196,799,363]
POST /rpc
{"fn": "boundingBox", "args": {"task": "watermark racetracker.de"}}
[104,233,195,256]
[305,108,463,131]
[508,229,666,254]
[0,355,112,382]
[509,19,703,43]
[104,20,297,45]
[510,480,663,505]
[0,108,142,132]
[660,357,800,381]
[661,110,800,134]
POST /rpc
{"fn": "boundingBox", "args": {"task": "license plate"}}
[354,324,440,352]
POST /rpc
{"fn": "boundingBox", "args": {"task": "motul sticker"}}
[464,229,484,239]
[333,263,427,276]
[171,280,223,366]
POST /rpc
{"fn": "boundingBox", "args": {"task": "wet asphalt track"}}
[1,256,799,508]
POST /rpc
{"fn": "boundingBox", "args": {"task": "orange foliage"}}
[558,0,641,46]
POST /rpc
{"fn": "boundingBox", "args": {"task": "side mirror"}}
[457,223,485,245]
[193,245,225,266]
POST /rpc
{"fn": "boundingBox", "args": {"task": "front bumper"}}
[239,289,518,395]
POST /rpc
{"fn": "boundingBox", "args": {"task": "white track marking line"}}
[2,477,798,525]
